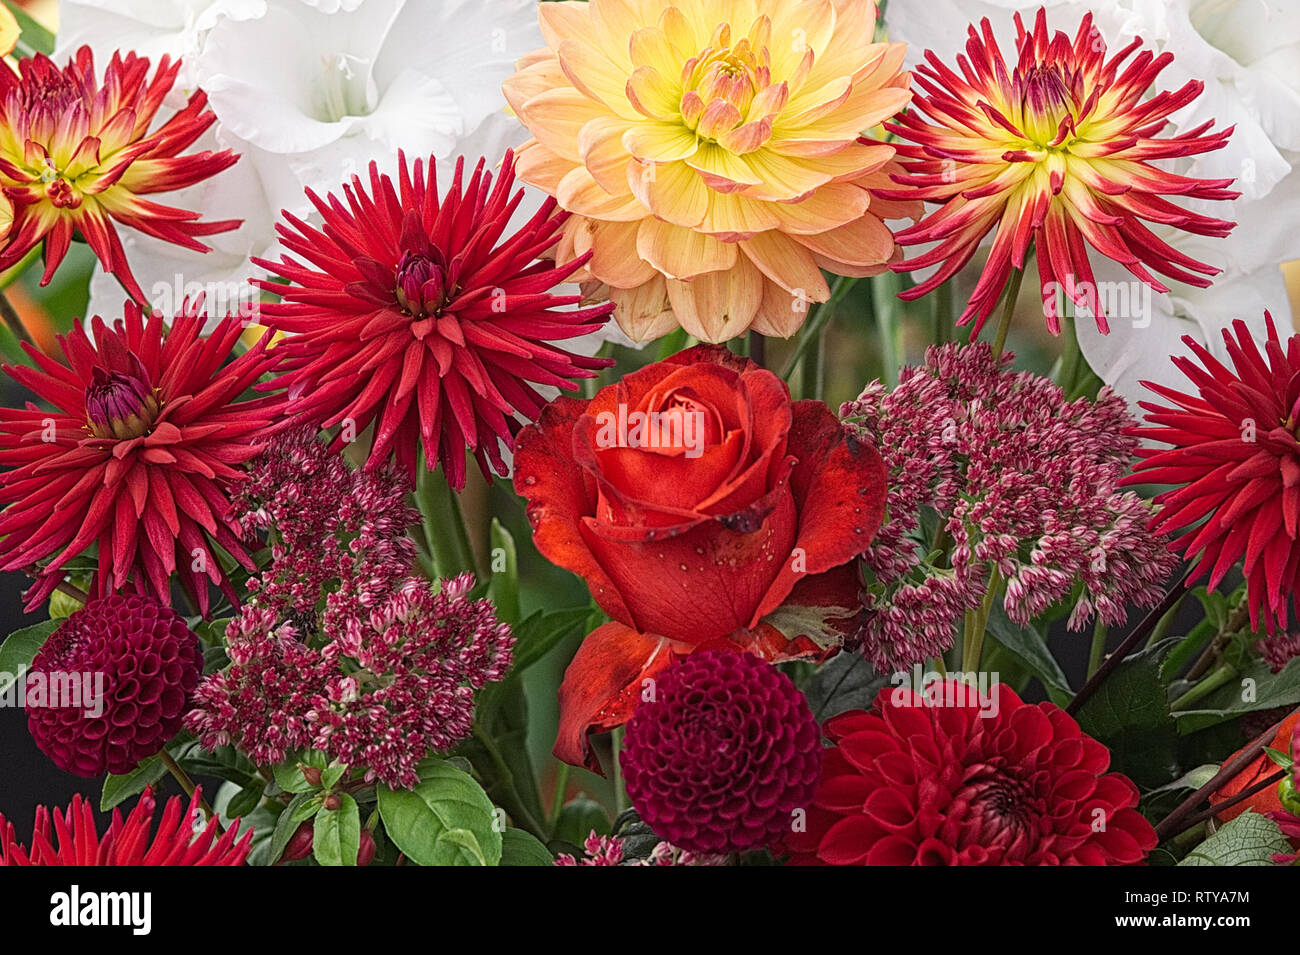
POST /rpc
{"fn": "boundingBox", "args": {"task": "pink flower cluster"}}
[841,343,1178,671]
[554,831,724,866]
[1259,633,1300,674]
[186,431,513,788]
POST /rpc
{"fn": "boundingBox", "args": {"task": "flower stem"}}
[0,288,33,348]
[1086,620,1108,679]
[1170,663,1237,712]
[990,266,1025,360]
[961,567,1000,672]
[747,330,766,368]
[415,459,479,579]
[1153,704,1300,842]
[780,275,853,380]
[1066,568,1191,715]
[159,749,217,820]
[611,726,629,815]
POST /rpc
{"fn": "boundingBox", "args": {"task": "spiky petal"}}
[254,150,614,490]
[882,9,1238,336]
[1123,314,1300,632]
[0,47,240,301]
[0,788,250,865]
[0,301,282,613]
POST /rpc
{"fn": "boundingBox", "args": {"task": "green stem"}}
[415,460,479,579]
[990,266,1025,360]
[1146,595,1185,649]
[961,568,1001,672]
[1086,620,1108,680]
[159,750,217,821]
[780,275,853,379]
[871,270,902,387]
[931,278,953,346]
[1171,664,1237,712]
[0,288,32,347]
[611,726,629,815]
[470,725,549,841]
[1059,314,1084,397]
[550,762,571,830]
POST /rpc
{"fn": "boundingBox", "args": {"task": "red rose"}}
[513,345,886,770]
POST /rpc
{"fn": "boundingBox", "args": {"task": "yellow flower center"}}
[679,22,773,141]
[1017,65,1078,150]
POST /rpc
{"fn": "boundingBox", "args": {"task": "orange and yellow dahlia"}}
[504,0,918,343]
[0,47,239,302]
[882,9,1238,336]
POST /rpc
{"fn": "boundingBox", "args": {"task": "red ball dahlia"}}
[254,150,614,490]
[28,594,202,776]
[784,681,1157,865]
[1123,315,1300,632]
[0,47,239,302]
[881,10,1236,335]
[620,649,821,855]
[0,301,281,612]
[0,787,250,865]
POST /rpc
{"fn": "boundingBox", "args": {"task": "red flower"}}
[0,301,281,613]
[783,681,1157,865]
[513,345,886,770]
[0,787,250,865]
[622,650,821,854]
[1123,315,1300,631]
[254,150,613,490]
[1210,710,1300,823]
[28,594,202,776]
[0,47,239,302]
[881,10,1236,335]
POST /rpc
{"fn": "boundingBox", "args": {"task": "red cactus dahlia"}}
[28,594,202,776]
[621,650,821,855]
[0,47,239,301]
[0,302,281,613]
[254,150,614,490]
[1124,315,1300,632]
[882,9,1237,335]
[0,788,250,865]
[784,681,1157,865]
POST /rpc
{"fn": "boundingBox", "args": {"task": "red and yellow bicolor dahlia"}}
[0,47,239,301]
[504,0,919,342]
[882,9,1238,336]
[0,301,281,614]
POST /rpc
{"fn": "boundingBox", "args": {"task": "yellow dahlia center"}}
[680,22,772,141]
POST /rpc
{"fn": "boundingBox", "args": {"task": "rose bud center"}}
[394,249,450,318]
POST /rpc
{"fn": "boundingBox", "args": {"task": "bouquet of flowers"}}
[0,0,1297,871]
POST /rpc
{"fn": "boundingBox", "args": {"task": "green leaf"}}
[500,827,554,866]
[486,518,520,625]
[3,1,55,57]
[437,827,489,866]
[1074,641,1179,788]
[377,758,503,866]
[321,764,347,791]
[226,778,267,820]
[507,607,591,677]
[314,794,361,866]
[1148,764,1220,796]
[267,792,323,865]
[984,605,1072,704]
[552,795,612,847]
[801,651,888,722]
[1174,657,1300,733]
[1178,812,1291,866]
[272,751,326,793]
[0,619,60,694]
[100,754,168,811]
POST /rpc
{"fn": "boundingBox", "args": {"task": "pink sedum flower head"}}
[0,47,240,301]
[882,9,1238,337]
[254,150,614,491]
[504,0,921,342]
[842,341,1178,670]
